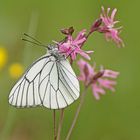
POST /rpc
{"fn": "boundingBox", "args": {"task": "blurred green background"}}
[0,0,139,140]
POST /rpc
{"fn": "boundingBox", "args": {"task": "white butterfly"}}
[9,35,80,109]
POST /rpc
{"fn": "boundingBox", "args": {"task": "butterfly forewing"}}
[9,55,49,107]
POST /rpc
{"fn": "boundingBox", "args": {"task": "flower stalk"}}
[65,87,88,140]
[53,110,57,140]
[57,109,65,140]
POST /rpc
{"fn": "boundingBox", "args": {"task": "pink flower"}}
[77,59,119,100]
[58,29,93,60]
[99,6,124,47]
[77,59,94,85]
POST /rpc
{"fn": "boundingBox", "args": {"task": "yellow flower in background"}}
[9,63,24,79]
[0,47,8,69]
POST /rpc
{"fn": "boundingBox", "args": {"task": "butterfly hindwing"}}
[40,58,80,109]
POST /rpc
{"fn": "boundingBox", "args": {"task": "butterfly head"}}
[47,44,65,60]
[48,44,58,51]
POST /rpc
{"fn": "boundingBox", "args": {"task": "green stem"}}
[57,109,65,140]
[53,110,57,140]
[65,87,88,140]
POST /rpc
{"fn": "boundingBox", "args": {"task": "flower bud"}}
[90,18,102,33]
[92,71,104,82]
[60,26,74,35]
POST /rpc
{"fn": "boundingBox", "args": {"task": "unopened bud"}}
[90,18,102,33]
[60,26,74,35]
[93,70,104,81]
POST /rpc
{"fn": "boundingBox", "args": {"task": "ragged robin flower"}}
[77,59,119,100]
[98,6,124,47]
[58,29,93,61]
[9,63,24,79]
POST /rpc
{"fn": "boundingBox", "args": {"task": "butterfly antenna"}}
[23,33,42,45]
[22,38,42,46]
[22,33,47,48]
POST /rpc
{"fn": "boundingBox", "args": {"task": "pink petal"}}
[75,29,86,41]
[103,69,120,78]
[78,75,85,82]
[85,50,94,54]
[98,79,116,91]
[87,63,94,75]
[93,92,100,100]
[77,59,94,84]
[92,84,105,100]
[77,59,86,68]
[77,59,94,75]
[78,51,91,60]
[74,38,86,45]
[101,6,106,17]
[111,8,117,21]
[107,7,111,16]
[71,51,76,60]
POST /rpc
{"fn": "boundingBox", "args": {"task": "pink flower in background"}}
[99,6,124,47]
[77,59,94,85]
[58,29,93,60]
[77,59,119,100]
